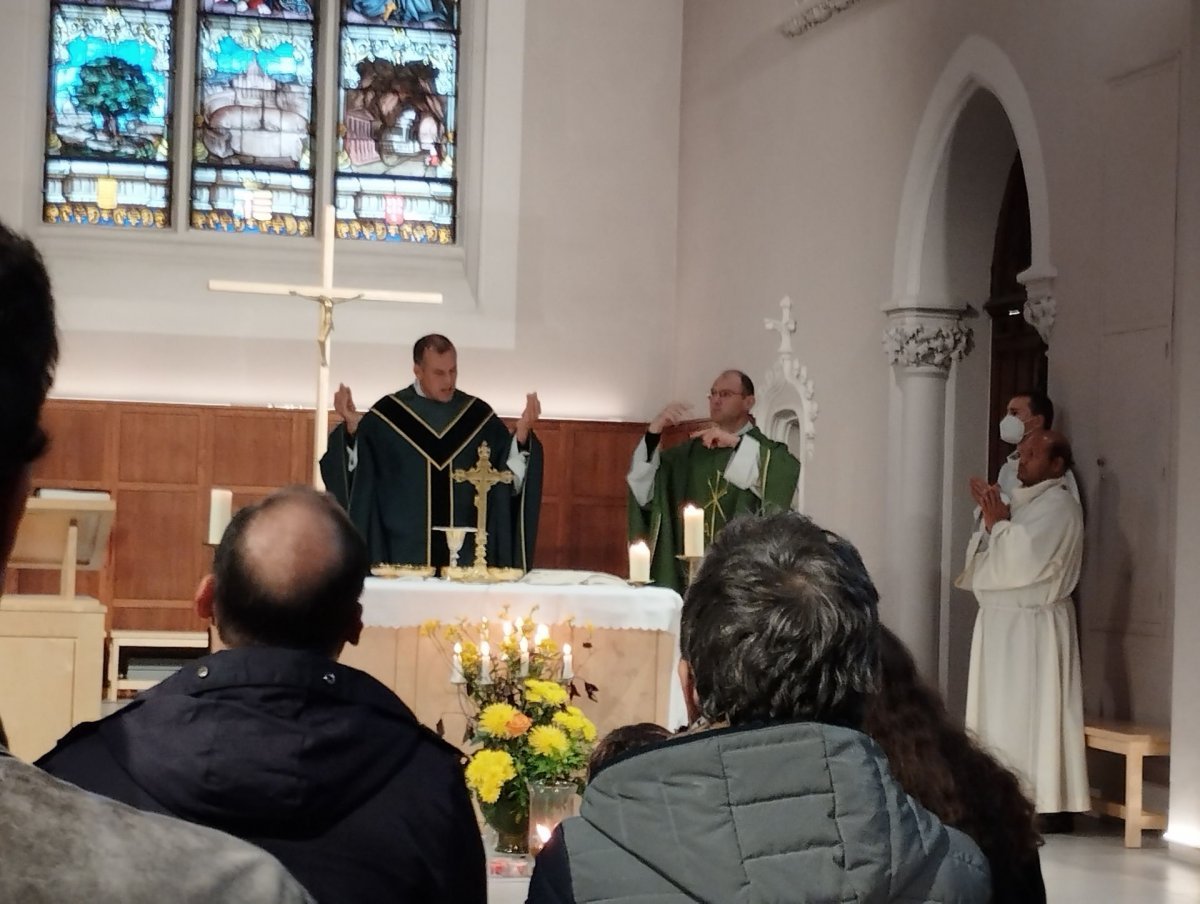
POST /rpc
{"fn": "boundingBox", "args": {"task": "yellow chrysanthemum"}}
[528,725,571,758]
[418,618,441,638]
[553,708,597,742]
[537,638,558,655]
[460,641,480,670]
[525,678,569,706]
[478,703,521,737]
[465,749,517,804]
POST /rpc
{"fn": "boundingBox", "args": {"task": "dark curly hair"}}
[682,513,879,729]
[864,627,1043,903]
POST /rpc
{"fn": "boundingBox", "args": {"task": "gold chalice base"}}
[441,565,526,584]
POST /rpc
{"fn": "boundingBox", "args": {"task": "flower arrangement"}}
[422,611,599,853]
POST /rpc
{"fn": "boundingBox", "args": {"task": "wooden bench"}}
[106,630,210,702]
[1084,720,1170,848]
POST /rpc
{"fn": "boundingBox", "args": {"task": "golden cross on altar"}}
[452,442,514,569]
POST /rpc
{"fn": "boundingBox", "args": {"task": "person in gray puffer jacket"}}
[527,513,992,904]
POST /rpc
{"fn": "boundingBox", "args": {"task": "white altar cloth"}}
[360,577,687,728]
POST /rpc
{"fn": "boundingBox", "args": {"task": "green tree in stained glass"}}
[73,57,155,143]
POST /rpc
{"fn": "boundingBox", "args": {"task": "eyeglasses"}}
[708,390,746,401]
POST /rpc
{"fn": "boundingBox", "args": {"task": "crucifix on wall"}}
[208,204,443,489]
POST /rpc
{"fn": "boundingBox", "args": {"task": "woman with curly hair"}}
[865,626,1046,904]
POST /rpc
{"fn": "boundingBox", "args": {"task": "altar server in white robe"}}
[957,429,1089,815]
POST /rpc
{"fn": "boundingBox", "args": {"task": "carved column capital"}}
[883,310,974,374]
[1018,269,1058,345]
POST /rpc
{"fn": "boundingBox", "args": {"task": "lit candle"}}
[629,540,651,583]
[535,623,550,646]
[502,620,512,639]
[207,488,233,545]
[562,643,573,681]
[479,641,492,684]
[515,617,524,636]
[480,616,489,643]
[451,642,465,684]
[682,504,704,557]
[519,637,530,677]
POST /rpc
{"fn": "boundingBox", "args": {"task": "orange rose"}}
[505,712,533,737]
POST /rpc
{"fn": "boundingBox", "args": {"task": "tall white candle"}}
[502,620,513,639]
[629,540,651,583]
[519,637,530,677]
[479,641,492,685]
[451,642,465,684]
[207,488,233,545]
[535,623,550,646]
[682,504,704,557]
[562,643,573,681]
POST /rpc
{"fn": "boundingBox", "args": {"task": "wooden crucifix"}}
[452,442,514,570]
[207,204,443,489]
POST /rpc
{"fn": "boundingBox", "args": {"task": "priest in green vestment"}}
[321,334,543,570]
[627,370,800,591]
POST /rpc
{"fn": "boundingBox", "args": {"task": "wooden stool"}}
[1084,720,1170,848]
[106,630,209,702]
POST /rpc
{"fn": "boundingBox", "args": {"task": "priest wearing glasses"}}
[627,369,800,591]
[321,334,543,570]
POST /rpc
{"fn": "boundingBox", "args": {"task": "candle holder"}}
[528,780,579,856]
[676,553,703,585]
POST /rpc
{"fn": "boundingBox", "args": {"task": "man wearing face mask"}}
[969,391,1079,522]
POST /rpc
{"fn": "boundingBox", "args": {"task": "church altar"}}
[339,576,688,742]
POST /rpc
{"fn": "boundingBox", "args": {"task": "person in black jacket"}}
[864,626,1046,904]
[38,485,486,904]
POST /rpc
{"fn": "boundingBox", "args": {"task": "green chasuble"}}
[627,426,800,592]
[321,386,543,569]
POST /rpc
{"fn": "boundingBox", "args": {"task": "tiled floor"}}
[1042,824,1200,903]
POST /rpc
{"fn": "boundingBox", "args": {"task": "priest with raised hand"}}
[627,370,800,591]
[321,334,543,570]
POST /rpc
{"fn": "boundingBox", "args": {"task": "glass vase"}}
[528,780,579,856]
[482,787,529,855]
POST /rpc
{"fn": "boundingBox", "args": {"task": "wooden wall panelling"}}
[11,401,655,631]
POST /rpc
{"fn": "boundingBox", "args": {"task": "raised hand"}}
[649,402,693,435]
[334,383,364,435]
[515,392,542,444]
[691,426,740,450]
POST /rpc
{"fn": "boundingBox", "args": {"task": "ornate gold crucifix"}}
[452,442,514,570]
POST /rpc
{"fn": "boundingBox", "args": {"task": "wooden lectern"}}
[0,495,113,760]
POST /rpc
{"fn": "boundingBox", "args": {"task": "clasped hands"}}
[649,402,739,449]
[969,476,1011,532]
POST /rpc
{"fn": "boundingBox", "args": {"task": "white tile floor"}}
[1042,824,1200,903]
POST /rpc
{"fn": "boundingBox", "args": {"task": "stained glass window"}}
[44,1,176,229]
[191,1,317,236]
[337,0,459,244]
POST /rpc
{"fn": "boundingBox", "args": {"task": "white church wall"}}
[675,0,1188,733]
[1167,0,1200,851]
[0,0,684,422]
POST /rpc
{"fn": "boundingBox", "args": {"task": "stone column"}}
[882,307,973,678]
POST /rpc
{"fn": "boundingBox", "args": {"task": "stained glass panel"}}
[201,0,314,22]
[342,0,457,31]
[44,3,175,229]
[336,23,457,243]
[191,11,317,235]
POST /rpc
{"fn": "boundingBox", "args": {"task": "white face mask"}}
[999,414,1026,445]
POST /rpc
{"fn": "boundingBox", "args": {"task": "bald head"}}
[209,486,367,657]
[1017,429,1073,488]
